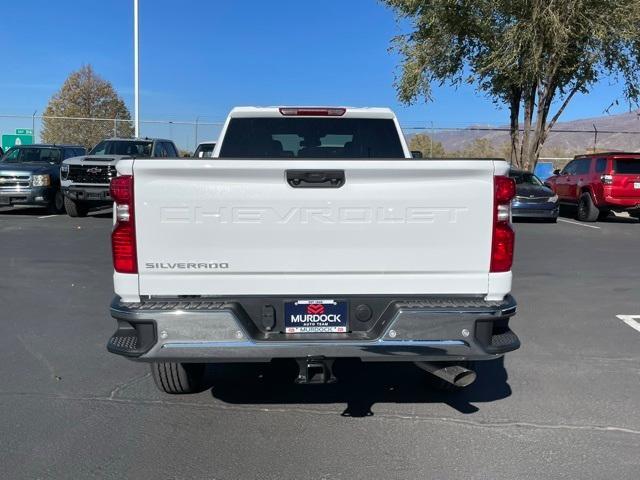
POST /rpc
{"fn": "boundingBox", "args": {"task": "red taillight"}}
[491,176,515,272]
[110,175,137,274]
[495,175,516,203]
[279,107,346,116]
[112,223,137,273]
[110,175,133,203]
[491,222,515,272]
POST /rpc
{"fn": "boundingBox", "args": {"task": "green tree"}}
[42,65,133,149]
[382,0,640,171]
[408,133,446,157]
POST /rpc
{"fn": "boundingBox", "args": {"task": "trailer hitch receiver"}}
[295,357,336,384]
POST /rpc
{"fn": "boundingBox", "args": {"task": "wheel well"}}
[580,187,595,201]
[581,187,600,205]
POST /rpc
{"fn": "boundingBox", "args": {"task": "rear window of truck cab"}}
[613,158,640,174]
[90,140,153,157]
[195,143,216,158]
[1,147,61,163]
[219,118,405,158]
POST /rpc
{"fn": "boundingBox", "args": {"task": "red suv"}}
[545,152,640,222]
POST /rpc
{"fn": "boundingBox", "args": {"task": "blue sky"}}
[1,0,634,146]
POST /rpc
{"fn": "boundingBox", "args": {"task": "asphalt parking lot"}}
[0,206,638,480]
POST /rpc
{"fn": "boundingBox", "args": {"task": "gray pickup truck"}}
[61,137,179,217]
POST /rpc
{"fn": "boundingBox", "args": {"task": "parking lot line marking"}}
[616,315,640,333]
[37,214,59,219]
[557,218,601,229]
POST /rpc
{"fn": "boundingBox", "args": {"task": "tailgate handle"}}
[286,170,345,188]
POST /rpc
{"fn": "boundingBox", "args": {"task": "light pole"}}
[32,110,37,142]
[429,121,434,157]
[134,0,140,137]
[194,116,200,149]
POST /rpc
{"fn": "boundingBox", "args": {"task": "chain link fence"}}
[2,113,640,165]
[0,114,224,154]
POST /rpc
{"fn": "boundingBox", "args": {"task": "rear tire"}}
[576,192,599,222]
[151,362,207,394]
[64,196,88,217]
[47,190,65,214]
[598,209,611,220]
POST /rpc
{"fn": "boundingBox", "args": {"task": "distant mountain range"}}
[413,110,640,156]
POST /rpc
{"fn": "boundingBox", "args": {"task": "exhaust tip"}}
[452,369,477,387]
[415,361,477,388]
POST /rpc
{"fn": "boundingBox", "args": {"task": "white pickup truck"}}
[61,137,179,217]
[107,106,520,394]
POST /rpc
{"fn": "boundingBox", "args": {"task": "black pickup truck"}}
[0,144,86,213]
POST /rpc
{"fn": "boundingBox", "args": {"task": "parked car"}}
[107,106,520,394]
[193,141,216,158]
[510,169,559,222]
[61,137,179,217]
[0,144,86,213]
[545,152,640,222]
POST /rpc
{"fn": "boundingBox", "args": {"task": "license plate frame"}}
[284,299,349,334]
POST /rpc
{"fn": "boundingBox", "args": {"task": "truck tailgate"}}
[132,159,497,296]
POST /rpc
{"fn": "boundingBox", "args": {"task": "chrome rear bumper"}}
[108,295,519,362]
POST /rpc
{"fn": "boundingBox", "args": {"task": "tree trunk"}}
[508,87,522,166]
[520,84,536,170]
[527,77,578,172]
[528,90,551,172]
[533,81,584,166]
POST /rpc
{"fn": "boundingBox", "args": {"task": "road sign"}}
[1,134,34,151]
[15,128,33,135]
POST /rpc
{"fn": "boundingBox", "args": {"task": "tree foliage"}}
[408,133,446,157]
[42,65,133,149]
[383,0,640,170]
[445,138,505,158]
[462,138,499,158]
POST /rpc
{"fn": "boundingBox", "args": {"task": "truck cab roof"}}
[574,151,640,159]
[8,143,84,149]
[228,106,397,119]
[217,106,408,159]
[100,137,173,143]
